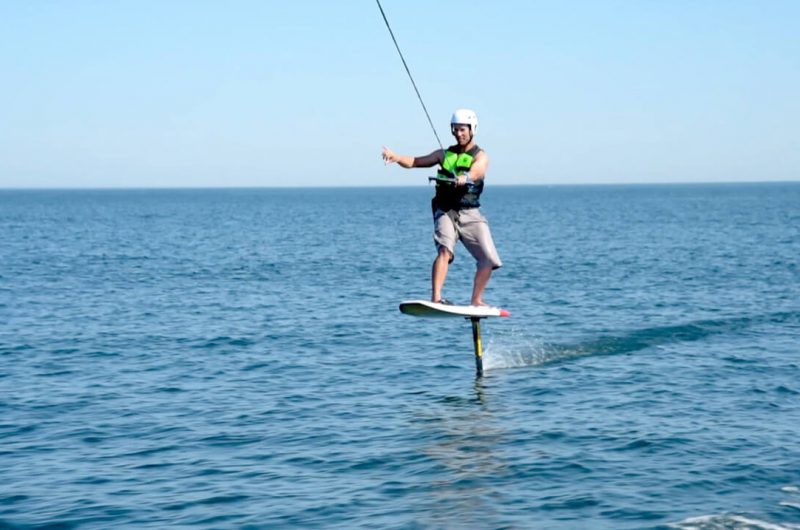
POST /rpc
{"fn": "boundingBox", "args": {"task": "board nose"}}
[499,309,511,317]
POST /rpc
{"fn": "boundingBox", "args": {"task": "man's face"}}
[452,124,471,145]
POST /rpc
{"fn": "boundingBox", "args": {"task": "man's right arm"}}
[382,147,442,168]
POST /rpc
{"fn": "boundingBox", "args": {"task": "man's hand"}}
[455,174,470,186]
[382,146,398,165]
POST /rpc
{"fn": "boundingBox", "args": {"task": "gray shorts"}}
[433,208,502,270]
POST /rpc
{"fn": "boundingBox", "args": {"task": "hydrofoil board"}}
[399,300,510,319]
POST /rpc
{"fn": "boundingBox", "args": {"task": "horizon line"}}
[1,179,798,192]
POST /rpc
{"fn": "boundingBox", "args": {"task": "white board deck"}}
[399,300,510,319]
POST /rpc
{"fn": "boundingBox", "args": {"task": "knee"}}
[477,259,501,271]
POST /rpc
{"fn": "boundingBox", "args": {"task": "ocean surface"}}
[1,183,799,529]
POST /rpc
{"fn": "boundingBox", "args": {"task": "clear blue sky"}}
[1,1,798,188]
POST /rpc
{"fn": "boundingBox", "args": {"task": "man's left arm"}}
[457,152,489,186]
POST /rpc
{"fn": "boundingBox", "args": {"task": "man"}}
[382,109,502,306]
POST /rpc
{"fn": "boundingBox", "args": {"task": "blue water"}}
[1,183,799,529]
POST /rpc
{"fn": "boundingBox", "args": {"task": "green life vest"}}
[433,144,484,211]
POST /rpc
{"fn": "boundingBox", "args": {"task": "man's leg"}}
[432,209,457,303]
[431,247,452,302]
[471,266,493,306]
[458,209,502,306]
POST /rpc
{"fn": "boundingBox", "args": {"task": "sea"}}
[1,183,799,529]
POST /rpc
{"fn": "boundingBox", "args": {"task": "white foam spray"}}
[669,514,800,530]
[481,326,590,372]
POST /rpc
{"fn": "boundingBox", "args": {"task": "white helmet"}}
[451,108,478,136]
